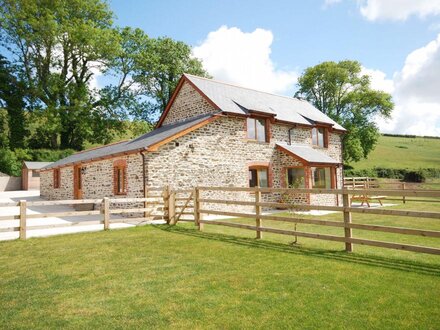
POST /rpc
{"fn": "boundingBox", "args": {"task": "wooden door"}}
[73,165,83,199]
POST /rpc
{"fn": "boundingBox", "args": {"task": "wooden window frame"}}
[113,160,127,195]
[53,169,60,189]
[310,166,336,189]
[246,117,270,143]
[249,165,270,188]
[311,127,329,148]
[285,166,306,188]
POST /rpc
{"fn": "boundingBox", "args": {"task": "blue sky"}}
[109,0,440,136]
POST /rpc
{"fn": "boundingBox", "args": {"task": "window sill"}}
[115,192,127,196]
[243,139,270,144]
[311,145,328,150]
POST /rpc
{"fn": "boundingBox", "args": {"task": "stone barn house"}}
[40,74,345,208]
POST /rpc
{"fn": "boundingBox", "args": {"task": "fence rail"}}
[2,186,440,256]
[193,186,440,256]
[0,192,168,239]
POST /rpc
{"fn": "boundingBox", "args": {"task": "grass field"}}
[348,135,440,170]
[1,200,440,329]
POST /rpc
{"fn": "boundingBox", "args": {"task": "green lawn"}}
[348,135,440,170]
[1,201,440,329]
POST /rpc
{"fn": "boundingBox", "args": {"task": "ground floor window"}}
[113,160,127,195]
[249,167,269,187]
[286,168,306,188]
[311,167,332,189]
[53,169,60,189]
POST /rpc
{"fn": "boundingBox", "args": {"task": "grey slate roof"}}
[185,74,346,131]
[23,161,53,170]
[276,143,340,164]
[44,113,215,170]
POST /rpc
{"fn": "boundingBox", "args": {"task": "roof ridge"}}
[184,73,304,103]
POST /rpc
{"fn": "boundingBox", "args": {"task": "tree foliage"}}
[0,0,208,150]
[0,55,27,148]
[295,60,394,162]
[133,37,210,119]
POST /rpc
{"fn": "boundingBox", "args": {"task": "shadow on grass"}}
[157,225,440,277]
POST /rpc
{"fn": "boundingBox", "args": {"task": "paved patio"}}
[0,191,165,241]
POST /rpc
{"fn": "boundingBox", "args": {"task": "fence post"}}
[342,191,353,252]
[103,197,110,230]
[169,189,176,225]
[19,200,26,240]
[193,187,200,228]
[402,183,406,204]
[255,186,262,239]
[163,185,170,224]
[196,187,204,231]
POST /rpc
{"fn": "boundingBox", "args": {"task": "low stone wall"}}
[0,176,22,191]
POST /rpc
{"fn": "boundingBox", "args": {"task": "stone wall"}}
[145,117,340,211]
[162,81,218,126]
[41,167,74,200]
[40,115,343,212]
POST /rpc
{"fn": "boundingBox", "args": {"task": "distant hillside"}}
[347,134,440,170]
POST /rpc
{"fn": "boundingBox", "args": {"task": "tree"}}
[0,1,209,150]
[0,55,27,148]
[0,0,121,149]
[133,37,210,119]
[295,60,393,162]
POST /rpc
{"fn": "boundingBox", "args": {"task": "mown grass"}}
[1,200,440,329]
[348,135,440,170]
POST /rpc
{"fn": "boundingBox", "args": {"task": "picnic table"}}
[350,194,386,207]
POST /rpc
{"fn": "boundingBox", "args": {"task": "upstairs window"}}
[249,167,269,188]
[53,169,60,189]
[113,160,127,195]
[312,127,328,148]
[247,117,267,142]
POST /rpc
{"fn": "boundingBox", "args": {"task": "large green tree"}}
[0,0,120,149]
[0,55,27,148]
[0,0,208,150]
[295,60,393,163]
[133,37,209,119]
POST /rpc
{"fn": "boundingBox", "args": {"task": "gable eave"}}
[155,74,222,129]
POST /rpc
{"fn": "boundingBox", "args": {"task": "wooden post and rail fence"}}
[1,185,440,256]
[344,176,440,204]
[192,186,440,255]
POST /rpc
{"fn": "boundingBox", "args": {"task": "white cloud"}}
[193,26,298,95]
[361,67,394,94]
[367,33,440,136]
[358,0,440,21]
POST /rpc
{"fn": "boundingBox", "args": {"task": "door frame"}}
[73,165,83,199]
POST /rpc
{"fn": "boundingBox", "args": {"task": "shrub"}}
[0,148,21,176]
[344,167,440,181]
[404,170,426,183]
[0,148,75,177]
